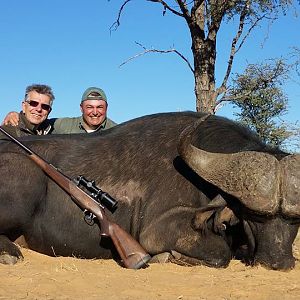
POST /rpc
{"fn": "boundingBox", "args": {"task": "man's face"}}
[22,91,52,125]
[80,99,107,129]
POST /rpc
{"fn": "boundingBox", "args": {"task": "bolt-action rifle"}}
[0,127,150,269]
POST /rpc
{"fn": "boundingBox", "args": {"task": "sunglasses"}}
[26,100,52,112]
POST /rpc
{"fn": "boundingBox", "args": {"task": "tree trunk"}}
[193,40,217,114]
[194,69,217,114]
[191,23,217,114]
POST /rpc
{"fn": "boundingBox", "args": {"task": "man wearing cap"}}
[50,87,116,134]
[1,87,116,135]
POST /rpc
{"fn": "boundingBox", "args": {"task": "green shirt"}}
[0,112,52,139]
[50,116,117,134]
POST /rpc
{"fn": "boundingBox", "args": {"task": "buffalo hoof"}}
[170,250,229,268]
[0,253,23,265]
[149,252,173,263]
[0,235,24,265]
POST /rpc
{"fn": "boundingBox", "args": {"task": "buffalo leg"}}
[0,153,47,262]
[0,235,23,265]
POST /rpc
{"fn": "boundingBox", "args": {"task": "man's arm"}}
[2,111,20,126]
[2,112,80,134]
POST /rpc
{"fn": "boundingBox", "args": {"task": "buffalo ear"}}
[212,206,240,234]
[192,194,227,234]
[192,194,239,235]
[192,209,215,234]
[281,154,300,218]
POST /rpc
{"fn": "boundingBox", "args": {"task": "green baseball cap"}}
[81,87,107,103]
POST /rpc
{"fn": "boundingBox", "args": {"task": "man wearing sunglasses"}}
[0,84,54,139]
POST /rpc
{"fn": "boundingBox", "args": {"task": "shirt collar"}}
[79,116,107,133]
[19,112,52,135]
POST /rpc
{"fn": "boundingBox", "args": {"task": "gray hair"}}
[25,84,55,106]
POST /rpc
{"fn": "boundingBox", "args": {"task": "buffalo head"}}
[178,115,300,270]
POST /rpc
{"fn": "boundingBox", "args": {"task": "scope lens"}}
[101,193,118,211]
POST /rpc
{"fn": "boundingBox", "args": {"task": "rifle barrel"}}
[0,126,34,155]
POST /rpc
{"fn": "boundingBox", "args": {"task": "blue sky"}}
[0,0,299,128]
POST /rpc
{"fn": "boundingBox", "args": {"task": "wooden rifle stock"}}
[0,127,151,269]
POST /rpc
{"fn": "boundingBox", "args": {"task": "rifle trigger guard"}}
[83,209,95,226]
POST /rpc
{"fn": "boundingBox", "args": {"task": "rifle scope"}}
[76,175,118,212]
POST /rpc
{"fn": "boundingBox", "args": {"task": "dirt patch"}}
[1,235,300,300]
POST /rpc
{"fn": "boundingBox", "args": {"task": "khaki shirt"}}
[50,116,116,134]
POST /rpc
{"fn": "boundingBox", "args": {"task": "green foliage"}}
[225,0,293,19]
[229,59,294,147]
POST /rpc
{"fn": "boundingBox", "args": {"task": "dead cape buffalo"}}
[0,112,299,270]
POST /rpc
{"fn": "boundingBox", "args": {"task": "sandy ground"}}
[1,234,300,300]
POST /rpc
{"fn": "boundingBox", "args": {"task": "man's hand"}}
[1,112,20,126]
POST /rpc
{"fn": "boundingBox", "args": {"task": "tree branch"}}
[174,0,191,19]
[193,0,204,11]
[110,0,132,32]
[119,41,194,73]
[235,12,269,54]
[111,0,187,33]
[216,1,250,98]
[207,0,228,43]
[147,0,184,17]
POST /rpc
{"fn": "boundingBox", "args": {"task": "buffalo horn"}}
[281,154,300,217]
[178,116,280,214]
